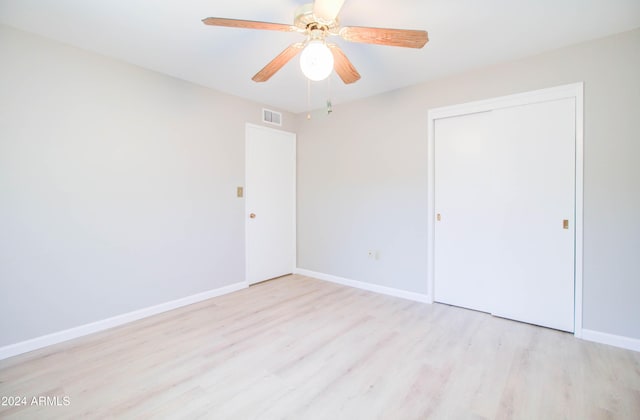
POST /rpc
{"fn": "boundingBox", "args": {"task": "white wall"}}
[296,29,640,340]
[0,24,295,348]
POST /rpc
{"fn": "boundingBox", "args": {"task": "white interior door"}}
[434,98,576,332]
[488,99,575,331]
[245,124,296,285]
[434,112,496,313]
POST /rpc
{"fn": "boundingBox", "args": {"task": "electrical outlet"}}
[367,250,379,260]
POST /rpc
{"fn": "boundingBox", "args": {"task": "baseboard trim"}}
[294,268,430,303]
[581,329,640,353]
[0,281,248,361]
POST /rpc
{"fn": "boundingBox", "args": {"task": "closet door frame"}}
[426,82,584,337]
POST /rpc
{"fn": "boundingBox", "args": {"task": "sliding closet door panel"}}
[434,112,495,313]
[489,98,575,332]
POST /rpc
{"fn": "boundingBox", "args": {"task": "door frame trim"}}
[426,82,584,337]
[245,123,297,286]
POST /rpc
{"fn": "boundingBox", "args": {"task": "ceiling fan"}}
[202,0,429,84]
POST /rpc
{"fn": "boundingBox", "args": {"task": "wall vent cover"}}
[262,109,282,126]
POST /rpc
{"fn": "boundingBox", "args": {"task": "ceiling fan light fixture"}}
[203,2,428,85]
[300,40,334,81]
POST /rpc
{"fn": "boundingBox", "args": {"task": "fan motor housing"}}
[294,3,340,33]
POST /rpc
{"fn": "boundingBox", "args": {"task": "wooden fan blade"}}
[252,43,304,83]
[339,26,428,48]
[313,0,346,22]
[329,45,361,84]
[202,17,296,33]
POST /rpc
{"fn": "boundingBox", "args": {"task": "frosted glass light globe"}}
[300,40,334,81]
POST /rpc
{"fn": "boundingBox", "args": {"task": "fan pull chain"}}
[327,76,333,115]
[306,79,312,120]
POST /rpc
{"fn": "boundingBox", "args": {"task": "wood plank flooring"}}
[1,275,639,419]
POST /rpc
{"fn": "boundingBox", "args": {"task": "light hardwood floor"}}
[1,275,639,419]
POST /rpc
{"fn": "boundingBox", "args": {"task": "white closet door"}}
[489,98,575,332]
[434,111,496,313]
[434,98,575,332]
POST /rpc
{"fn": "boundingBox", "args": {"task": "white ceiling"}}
[1,0,639,113]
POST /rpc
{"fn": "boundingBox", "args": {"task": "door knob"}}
[249,213,256,219]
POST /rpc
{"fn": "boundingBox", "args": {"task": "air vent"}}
[262,108,282,126]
